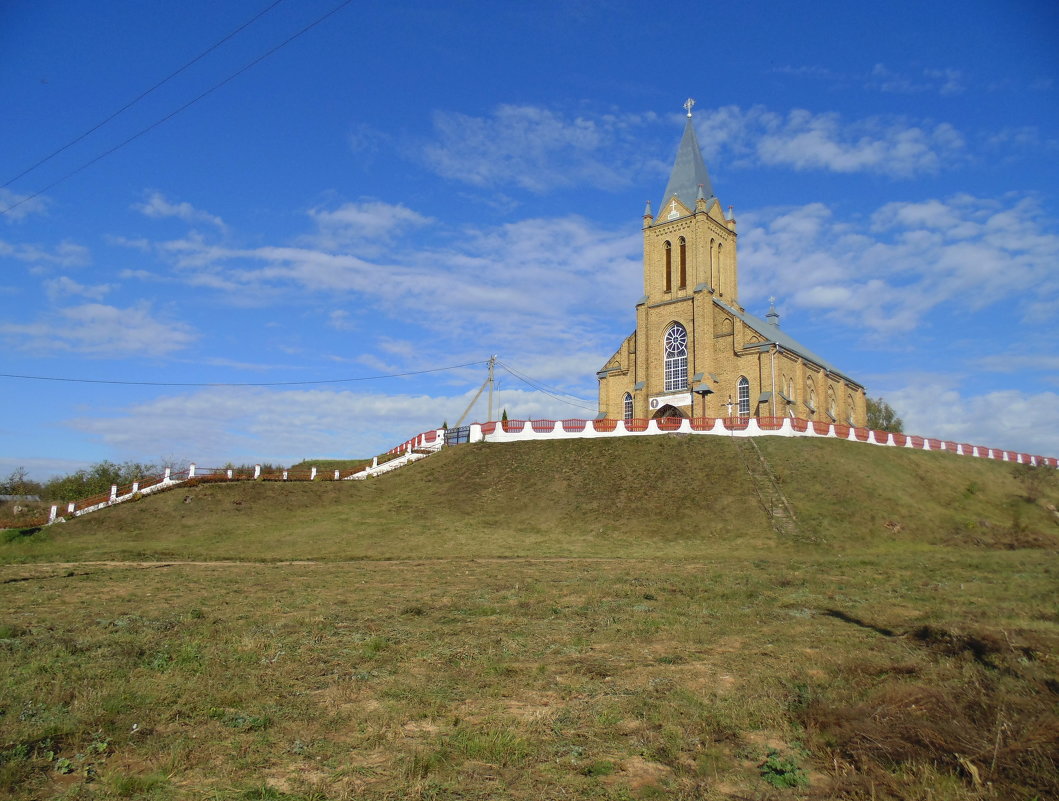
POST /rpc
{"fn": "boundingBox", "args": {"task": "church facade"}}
[597,102,867,426]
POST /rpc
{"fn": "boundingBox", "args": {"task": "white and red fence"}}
[389,416,1057,468]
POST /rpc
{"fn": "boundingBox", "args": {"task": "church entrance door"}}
[652,404,686,420]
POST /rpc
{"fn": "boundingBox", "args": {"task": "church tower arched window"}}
[663,323,688,392]
[737,376,750,417]
[664,241,672,293]
[678,237,687,289]
[623,393,633,421]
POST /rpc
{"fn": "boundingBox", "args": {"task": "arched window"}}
[623,393,633,421]
[663,323,688,392]
[663,241,672,293]
[709,238,715,288]
[806,379,817,414]
[737,376,750,417]
[716,243,723,295]
[678,237,687,289]
[846,393,855,425]
[827,389,837,420]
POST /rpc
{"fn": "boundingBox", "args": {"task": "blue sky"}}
[2,0,1058,478]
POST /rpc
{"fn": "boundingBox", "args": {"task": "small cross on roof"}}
[684,98,695,117]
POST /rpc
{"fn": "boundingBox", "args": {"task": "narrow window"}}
[709,238,716,288]
[737,376,750,417]
[827,390,837,420]
[678,237,687,289]
[623,393,633,421]
[847,393,855,425]
[664,241,672,292]
[716,243,723,295]
[663,323,688,392]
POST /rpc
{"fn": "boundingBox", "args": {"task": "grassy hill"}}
[1,437,1057,800]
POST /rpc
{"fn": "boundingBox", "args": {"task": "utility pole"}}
[487,355,496,422]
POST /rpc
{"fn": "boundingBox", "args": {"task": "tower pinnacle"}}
[684,97,695,117]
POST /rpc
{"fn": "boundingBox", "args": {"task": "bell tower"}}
[642,98,739,308]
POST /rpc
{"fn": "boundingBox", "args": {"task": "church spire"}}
[658,98,715,217]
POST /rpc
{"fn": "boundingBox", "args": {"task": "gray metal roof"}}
[714,299,861,386]
[658,117,715,217]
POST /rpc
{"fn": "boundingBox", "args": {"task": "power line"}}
[496,361,597,412]
[1,0,355,218]
[0,360,487,388]
[2,0,287,189]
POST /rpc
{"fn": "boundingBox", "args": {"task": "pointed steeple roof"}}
[659,104,715,217]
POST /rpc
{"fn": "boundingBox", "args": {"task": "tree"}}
[1,467,42,498]
[866,397,904,433]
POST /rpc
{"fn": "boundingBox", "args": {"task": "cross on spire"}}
[683,97,695,117]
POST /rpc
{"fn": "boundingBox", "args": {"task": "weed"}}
[582,759,616,776]
[759,749,808,788]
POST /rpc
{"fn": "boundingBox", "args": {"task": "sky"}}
[2,0,1058,478]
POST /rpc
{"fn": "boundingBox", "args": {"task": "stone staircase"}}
[733,437,798,537]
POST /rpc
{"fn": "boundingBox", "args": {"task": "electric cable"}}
[1,0,355,218]
[2,0,288,189]
[0,359,487,388]
[496,361,597,413]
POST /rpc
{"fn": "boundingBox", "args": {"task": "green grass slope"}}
[2,436,1057,564]
[1,436,1057,800]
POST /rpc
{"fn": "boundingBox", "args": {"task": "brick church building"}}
[597,100,867,426]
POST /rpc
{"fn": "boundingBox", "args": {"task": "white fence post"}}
[282,470,288,480]
[226,468,233,479]
[310,467,317,480]
[164,467,171,482]
[334,469,340,480]
[67,502,75,514]
[254,464,261,479]
[189,463,197,478]
[109,484,117,503]
[49,505,57,523]
[372,456,378,468]
[131,481,139,494]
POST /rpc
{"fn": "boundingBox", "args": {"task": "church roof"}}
[714,299,862,386]
[659,115,715,215]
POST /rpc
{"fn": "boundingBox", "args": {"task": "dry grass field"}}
[1,436,1057,800]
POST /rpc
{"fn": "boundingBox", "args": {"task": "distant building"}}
[597,101,867,425]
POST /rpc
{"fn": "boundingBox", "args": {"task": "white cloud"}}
[131,213,642,372]
[978,354,1059,374]
[44,276,112,302]
[887,381,1059,458]
[134,192,225,229]
[306,200,433,251]
[0,456,94,483]
[0,188,48,222]
[0,302,197,356]
[740,194,1059,332]
[696,105,967,177]
[0,239,90,268]
[771,63,968,96]
[867,63,966,95]
[66,385,594,467]
[419,104,659,192]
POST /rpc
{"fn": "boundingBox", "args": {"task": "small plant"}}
[582,759,615,776]
[759,749,808,788]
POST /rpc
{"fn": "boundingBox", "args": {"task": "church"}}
[597,100,867,426]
